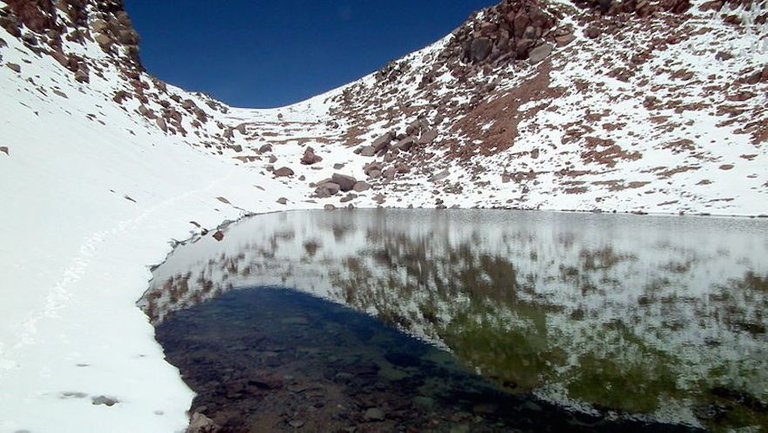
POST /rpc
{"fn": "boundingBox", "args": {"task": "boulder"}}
[469,37,492,63]
[405,118,427,135]
[315,182,341,197]
[364,162,383,176]
[94,33,113,50]
[300,147,322,165]
[383,168,397,180]
[528,43,553,64]
[273,167,294,177]
[372,132,394,152]
[555,33,576,47]
[276,197,288,205]
[258,144,272,153]
[331,173,357,192]
[418,129,438,145]
[6,63,20,73]
[360,146,376,157]
[393,136,415,152]
[353,181,371,192]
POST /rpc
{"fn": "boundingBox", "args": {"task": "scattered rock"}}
[340,193,357,203]
[393,136,415,152]
[156,117,168,133]
[372,132,394,152]
[352,181,371,192]
[429,169,450,182]
[360,146,376,157]
[333,163,345,169]
[274,167,294,177]
[74,68,89,83]
[469,37,493,62]
[288,420,305,429]
[555,33,576,47]
[212,231,225,241]
[6,62,20,73]
[94,33,113,50]
[258,144,272,153]
[300,147,322,165]
[585,26,601,39]
[372,193,386,205]
[331,173,357,192]
[188,412,220,433]
[417,129,438,145]
[528,43,553,64]
[276,197,288,205]
[91,395,118,407]
[323,204,336,211]
[315,182,341,197]
[0,146,8,156]
[364,408,385,422]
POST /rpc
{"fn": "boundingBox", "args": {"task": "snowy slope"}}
[0,0,767,431]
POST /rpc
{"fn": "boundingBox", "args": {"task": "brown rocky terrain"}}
[5,0,765,214]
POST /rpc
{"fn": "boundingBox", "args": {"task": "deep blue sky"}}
[124,1,497,108]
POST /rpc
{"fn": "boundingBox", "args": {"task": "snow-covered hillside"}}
[0,0,766,431]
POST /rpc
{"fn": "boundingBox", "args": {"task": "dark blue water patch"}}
[155,287,703,433]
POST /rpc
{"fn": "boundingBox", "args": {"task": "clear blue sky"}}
[124,1,498,108]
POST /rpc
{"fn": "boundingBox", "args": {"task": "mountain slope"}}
[0,0,766,432]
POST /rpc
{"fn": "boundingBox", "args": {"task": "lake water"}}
[140,209,768,432]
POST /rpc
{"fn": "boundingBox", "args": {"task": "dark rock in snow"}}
[331,173,357,192]
[300,147,322,165]
[6,62,20,73]
[91,395,118,406]
[212,231,225,241]
[315,182,341,197]
[274,167,294,177]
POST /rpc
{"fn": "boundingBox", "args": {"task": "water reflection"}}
[141,210,768,430]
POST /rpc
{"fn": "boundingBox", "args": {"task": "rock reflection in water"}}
[157,287,701,432]
[141,209,768,431]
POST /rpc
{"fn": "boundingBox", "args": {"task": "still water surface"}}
[141,210,768,431]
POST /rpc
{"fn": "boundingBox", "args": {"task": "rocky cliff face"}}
[1,0,767,216]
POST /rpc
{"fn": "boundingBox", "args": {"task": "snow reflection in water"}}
[141,209,768,431]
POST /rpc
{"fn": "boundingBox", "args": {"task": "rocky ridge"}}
[2,0,766,216]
